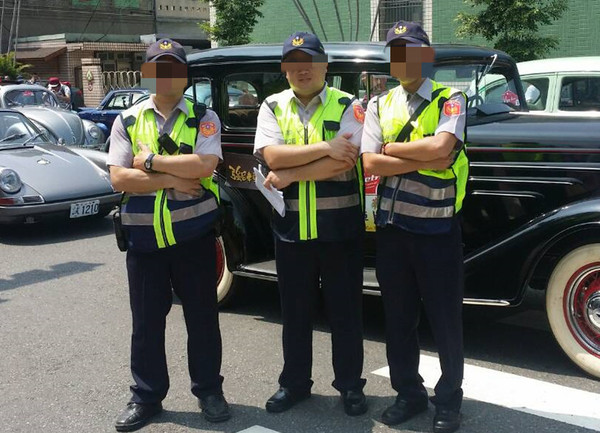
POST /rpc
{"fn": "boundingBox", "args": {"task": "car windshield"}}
[3,88,60,108]
[0,112,48,147]
[435,60,523,109]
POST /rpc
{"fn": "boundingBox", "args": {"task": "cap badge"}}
[292,36,304,47]
[394,26,407,35]
[159,40,172,50]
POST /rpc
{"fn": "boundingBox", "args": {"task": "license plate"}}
[70,200,99,218]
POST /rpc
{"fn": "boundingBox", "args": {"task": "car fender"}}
[465,197,600,304]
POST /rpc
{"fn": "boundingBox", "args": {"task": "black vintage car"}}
[186,42,600,379]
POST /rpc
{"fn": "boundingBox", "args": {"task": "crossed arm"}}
[362,132,458,177]
[262,133,358,189]
[110,142,219,196]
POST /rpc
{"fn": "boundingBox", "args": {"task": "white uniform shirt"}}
[107,95,222,168]
[254,86,364,161]
[361,78,466,155]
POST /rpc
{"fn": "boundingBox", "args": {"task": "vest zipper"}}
[159,190,170,247]
[304,125,313,239]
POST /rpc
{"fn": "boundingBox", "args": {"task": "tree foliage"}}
[200,0,265,46]
[0,53,30,79]
[456,0,568,62]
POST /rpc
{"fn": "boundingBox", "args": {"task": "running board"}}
[235,261,511,307]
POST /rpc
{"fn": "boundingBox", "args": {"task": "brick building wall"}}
[433,0,600,58]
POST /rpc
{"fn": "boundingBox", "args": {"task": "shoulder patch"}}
[199,121,217,137]
[353,104,365,124]
[443,99,461,117]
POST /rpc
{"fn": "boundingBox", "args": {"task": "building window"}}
[375,0,423,41]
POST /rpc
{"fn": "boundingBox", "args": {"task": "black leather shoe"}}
[265,387,311,413]
[115,402,162,432]
[341,389,368,416]
[198,394,231,423]
[433,408,461,433]
[381,398,428,426]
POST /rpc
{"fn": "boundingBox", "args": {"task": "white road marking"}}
[237,426,282,433]
[372,355,600,431]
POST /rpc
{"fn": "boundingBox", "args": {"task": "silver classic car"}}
[0,84,105,148]
[0,109,120,223]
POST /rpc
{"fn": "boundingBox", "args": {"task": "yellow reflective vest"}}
[376,80,469,234]
[119,99,220,251]
[267,86,364,241]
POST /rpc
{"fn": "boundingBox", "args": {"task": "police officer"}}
[361,22,468,433]
[108,38,230,431]
[254,32,368,416]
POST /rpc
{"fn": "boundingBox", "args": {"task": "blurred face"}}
[389,43,435,86]
[140,56,187,97]
[281,50,328,97]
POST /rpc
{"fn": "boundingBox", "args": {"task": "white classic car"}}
[518,57,600,116]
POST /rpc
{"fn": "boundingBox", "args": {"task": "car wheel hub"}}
[566,264,600,357]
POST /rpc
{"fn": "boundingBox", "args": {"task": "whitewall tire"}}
[215,236,235,305]
[546,244,600,378]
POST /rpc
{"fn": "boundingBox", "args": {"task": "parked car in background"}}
[186,42,600,379]
[518,57,600,115]
[0,84,105,148]
[77,88,149,138]
[0,109,119,224]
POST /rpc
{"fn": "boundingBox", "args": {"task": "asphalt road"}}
[1,217,599,433]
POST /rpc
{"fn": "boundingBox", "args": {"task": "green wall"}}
[251,0,372,43]
[432,0,600,58]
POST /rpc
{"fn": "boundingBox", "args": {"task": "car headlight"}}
[0,168,22,193]
[88,125,101,139]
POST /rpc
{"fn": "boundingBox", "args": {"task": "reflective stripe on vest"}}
[269,87,364,241]
[120,99,220,251]
[376,81,469,234]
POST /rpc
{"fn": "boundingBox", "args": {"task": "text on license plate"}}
[70,200,99,218]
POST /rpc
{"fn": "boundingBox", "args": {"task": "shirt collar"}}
[145,95,189,116]
[414,78,433,101]
[290,84,328,108]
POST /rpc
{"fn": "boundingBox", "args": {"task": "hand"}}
[326,132,358,166]
[264,170,293,190]
[425,153,454,171]
[132,140,153,171]
[170,176,203,196]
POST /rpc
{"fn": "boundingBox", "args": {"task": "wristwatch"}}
[144,153,156,172]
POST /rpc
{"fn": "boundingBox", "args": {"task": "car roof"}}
[0,84,50,91]
[188,42,513,66]
[518,57,600,75]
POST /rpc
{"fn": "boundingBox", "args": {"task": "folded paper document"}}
[253,167,285,217]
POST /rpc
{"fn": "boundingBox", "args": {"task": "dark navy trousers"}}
[376,219,464,411]
[275,237,366,393]
[126,231,224,404]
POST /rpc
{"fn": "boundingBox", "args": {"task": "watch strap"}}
[144,153,156,172]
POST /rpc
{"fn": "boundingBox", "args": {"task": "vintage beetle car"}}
[0,109,120,223]
[185,42,600,378]
[77,88,149,137]
[0,84,105,148]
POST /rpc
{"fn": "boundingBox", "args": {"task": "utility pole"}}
[13,0,20,65]
[7,0,16,55]
[0,0,5,54]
